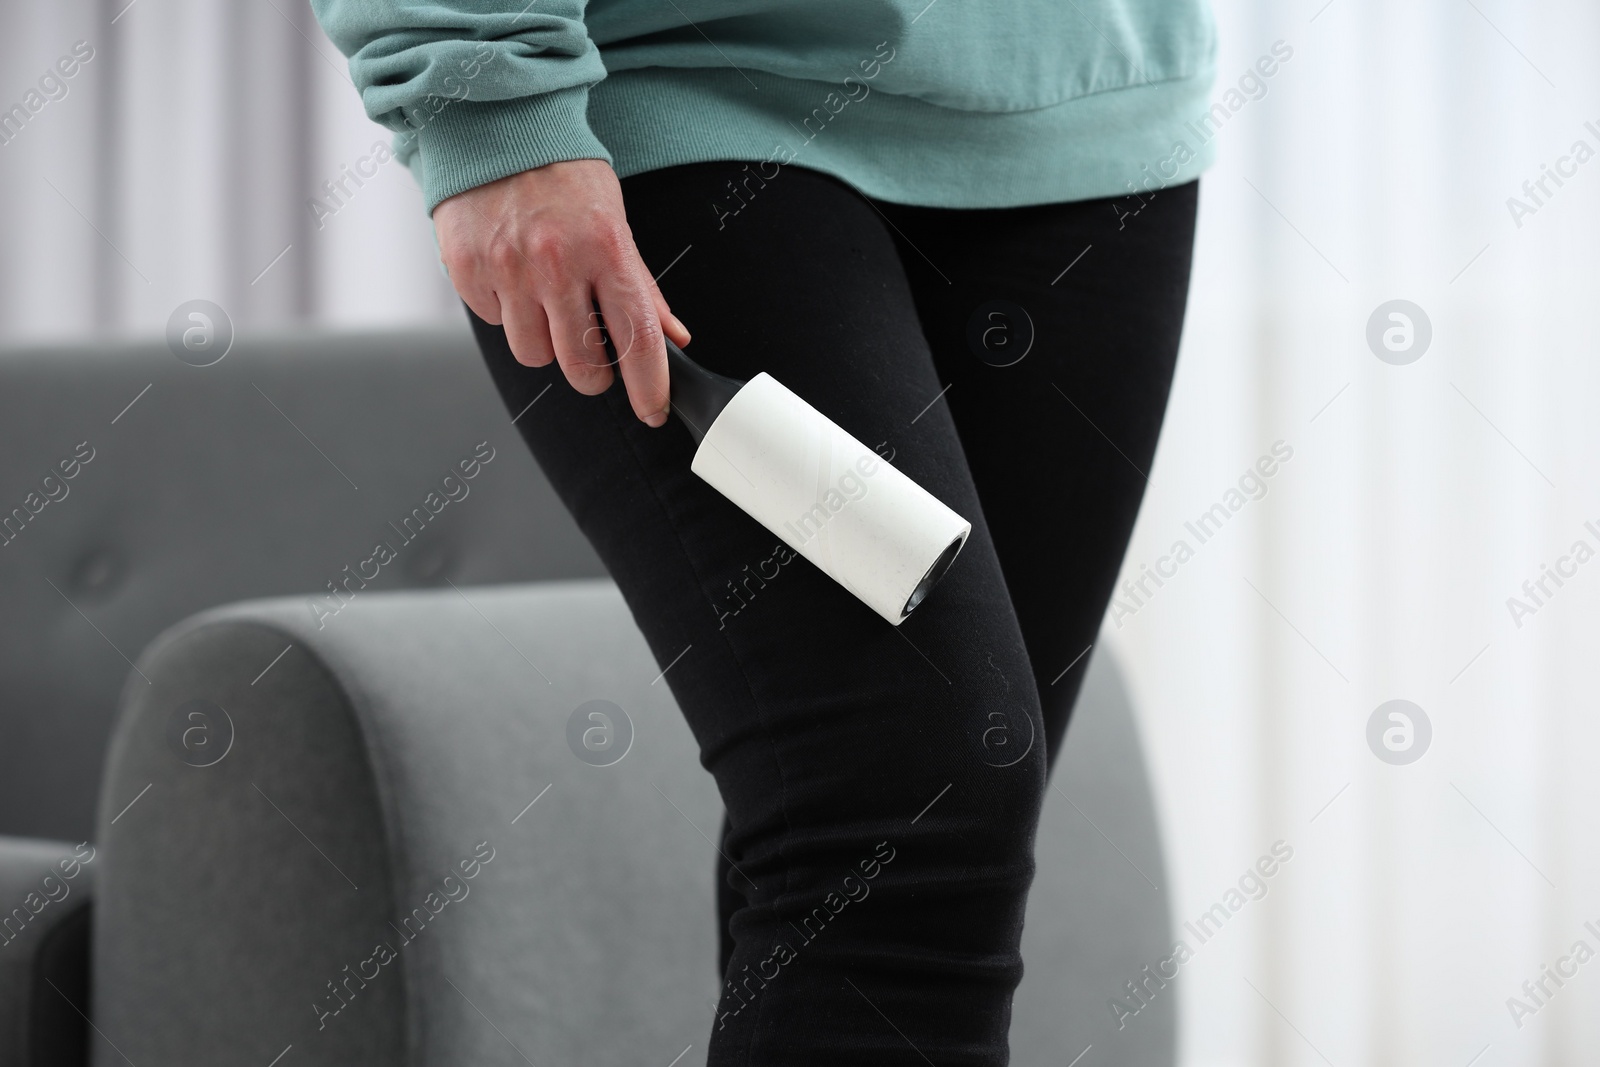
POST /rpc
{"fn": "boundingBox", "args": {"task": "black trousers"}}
[469,162,1198,1065]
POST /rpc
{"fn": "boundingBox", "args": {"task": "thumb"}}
[645,274,691,348]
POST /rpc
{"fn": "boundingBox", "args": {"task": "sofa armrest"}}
[93,580,722,1067]
[92,578,1173,1066]
[0,836,95,1067]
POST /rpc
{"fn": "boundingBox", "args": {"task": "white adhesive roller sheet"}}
[690,372,971,626]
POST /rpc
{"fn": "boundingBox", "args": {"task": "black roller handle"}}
[593,303,744,444]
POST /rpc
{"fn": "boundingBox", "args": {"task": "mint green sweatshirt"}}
[310,0,1217,215]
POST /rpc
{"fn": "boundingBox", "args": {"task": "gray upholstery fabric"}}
[0,328,604,842]
[1012,652,1177,1064]
[0,837,96,1067]
[95,580,1173,1065]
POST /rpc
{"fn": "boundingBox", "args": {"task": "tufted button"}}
[68,548,121,600]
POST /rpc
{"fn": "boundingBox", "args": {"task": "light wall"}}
[1113,2,1600,1065]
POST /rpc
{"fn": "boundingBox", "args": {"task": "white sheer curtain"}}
[3,1,1597,1063]
[0,0,455,342]
[1119,2,1600,1065]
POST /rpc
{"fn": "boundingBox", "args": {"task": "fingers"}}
[594,278,670,427]
[498,292,555,368]
[644,273,692,348]
[660,305,691,349]
[545,291,615,396]
[451,273,504,328]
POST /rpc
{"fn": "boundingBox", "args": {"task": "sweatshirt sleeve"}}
[310,0,613,214]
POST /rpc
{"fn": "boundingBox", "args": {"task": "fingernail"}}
[646,410,668,428]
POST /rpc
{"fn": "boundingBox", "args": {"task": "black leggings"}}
[469,162,1197,1065]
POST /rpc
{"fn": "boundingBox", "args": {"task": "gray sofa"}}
[0,329,1174,1065]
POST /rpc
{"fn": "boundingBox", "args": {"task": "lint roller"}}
[663,339,970,626]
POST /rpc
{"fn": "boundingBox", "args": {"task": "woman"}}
[312,0,1215,1060]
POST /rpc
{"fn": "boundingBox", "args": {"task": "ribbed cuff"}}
[412,86,613,214]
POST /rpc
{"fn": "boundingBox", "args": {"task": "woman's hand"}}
[433,159,691,428]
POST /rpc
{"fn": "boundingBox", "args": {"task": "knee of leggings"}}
[932,758,1048,881]
[767,754,1047,920]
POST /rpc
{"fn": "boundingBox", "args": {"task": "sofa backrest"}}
[0,328,605,841]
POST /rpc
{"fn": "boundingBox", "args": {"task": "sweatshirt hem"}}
[587,66,1219,208]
